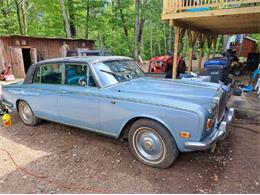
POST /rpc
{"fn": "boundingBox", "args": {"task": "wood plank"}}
[161,6,260,20]
[172,26,180,79]
[187,30,199,73]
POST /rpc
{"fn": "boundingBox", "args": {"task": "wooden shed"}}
[0,35,95,78]
[230,36,258,58]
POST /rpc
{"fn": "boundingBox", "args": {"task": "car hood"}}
[107,77,223,112]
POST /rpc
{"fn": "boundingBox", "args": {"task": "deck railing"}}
[163,0,260,14]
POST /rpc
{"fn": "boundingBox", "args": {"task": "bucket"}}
[2,114,12,127]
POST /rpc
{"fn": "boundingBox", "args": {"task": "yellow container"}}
[2,114,12,127]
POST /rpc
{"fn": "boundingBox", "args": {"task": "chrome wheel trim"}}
[233,69,241,76]
[132,127,166,164]
[19,102,33,124]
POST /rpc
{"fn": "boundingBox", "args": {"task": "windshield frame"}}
[91,59,146,88]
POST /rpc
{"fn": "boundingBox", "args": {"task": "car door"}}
[58,63,100,130]
[29,63,62,121]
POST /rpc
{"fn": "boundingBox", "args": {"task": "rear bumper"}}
[184,108,235,151]
[0,99,13,115]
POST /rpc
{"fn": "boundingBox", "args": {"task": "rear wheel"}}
[18,101,42,126]
[128,119,179,168]
[165,67,172,78]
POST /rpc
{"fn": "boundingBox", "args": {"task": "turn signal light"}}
[180,132,191,138]
[207,119,213,129]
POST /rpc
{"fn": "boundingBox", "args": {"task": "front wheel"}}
[18,100,42,126]
[165,67,172,78]
[128,119,179,168]
[232,68,242,76]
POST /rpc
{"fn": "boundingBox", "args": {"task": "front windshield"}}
[93,60,145,87]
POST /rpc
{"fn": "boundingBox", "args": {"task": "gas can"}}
[2,114,12,127]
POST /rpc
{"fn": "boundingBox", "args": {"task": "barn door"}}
[9,47,25,78]
[30,48,37,64]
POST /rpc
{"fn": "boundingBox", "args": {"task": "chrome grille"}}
[217,92,227,123]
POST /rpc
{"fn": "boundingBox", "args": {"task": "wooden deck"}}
[162,0,260,34]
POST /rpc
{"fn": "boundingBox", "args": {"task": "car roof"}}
[68,49,111,53]
[36,56,133,66]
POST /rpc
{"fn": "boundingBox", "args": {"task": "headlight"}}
[208,102,218,114]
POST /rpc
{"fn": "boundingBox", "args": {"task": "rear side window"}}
[33,64,62,84]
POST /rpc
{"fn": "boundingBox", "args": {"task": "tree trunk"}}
[150,23,153,58]
[68,0,76,37]
[59,0,72,38]
[117,0,131,52]
[85,0,90,39]
[21,0,27,35]
[133,0,140,60]
[14,0,23,35]
[168,26,173,53]
[138,18,145,57]
[163,23,167,54]
[98,31,104,49]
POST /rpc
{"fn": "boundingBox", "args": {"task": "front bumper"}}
[184,108,235,151]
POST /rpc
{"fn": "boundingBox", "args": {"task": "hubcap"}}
[20,102,33,123]
[133,128,165,162]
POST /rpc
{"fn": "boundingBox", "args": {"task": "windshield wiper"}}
[100,69,131,81]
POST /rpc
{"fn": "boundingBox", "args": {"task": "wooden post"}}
[172,26,180,79]
[187,30,199,74]
[198,33,206,72]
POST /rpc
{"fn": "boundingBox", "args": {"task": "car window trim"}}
[92,59,145,88]
[32,63,63,85]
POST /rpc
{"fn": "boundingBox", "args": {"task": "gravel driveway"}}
[0,79,259,193]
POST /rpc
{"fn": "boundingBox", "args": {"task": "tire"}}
[18,100,42,126]
[128,119,179,168]
[232,87,242,96]
[233,68,242,76]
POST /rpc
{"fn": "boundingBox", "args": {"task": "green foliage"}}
[0,0,258,60]
[0,0,19,35]
[250,34,260,49]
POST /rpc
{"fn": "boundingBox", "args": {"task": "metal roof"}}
[0,35,95,42]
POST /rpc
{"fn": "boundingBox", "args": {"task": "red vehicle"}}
[148,55,186,78]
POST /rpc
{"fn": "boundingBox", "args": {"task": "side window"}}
[65,64,97,87]
[33,64,62,84]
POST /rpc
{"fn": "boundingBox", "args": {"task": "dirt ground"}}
[0,81,260,193]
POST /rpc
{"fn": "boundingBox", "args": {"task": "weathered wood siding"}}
[0,36,95,78]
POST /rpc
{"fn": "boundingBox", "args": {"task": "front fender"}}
[116,103,202,152]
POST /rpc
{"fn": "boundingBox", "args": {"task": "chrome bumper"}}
[184,108,235,151]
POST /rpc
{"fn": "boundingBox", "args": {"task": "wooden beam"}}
[162,7,260,35]
[187,30,199,73]
[172,26,180,79]
[173,20,214,35]
[162,6,260,20]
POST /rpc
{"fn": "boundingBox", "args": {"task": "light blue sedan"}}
[1,56,234,168]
